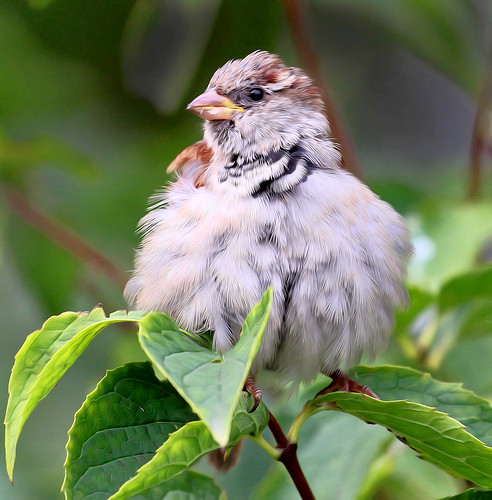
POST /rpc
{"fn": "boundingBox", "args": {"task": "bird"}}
[125,50,413,404]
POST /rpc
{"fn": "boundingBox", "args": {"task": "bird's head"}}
[187,51,328,159]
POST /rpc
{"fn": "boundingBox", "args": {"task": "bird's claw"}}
[244,375,262,413]
[316,370,379,400]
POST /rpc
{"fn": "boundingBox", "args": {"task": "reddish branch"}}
[268,411,315,500]
[4,185,127,288]
[282,0,362,179]
[268,411,289,448]
[468,51,492,199]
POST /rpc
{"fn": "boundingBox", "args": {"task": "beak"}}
[187,89,244,121]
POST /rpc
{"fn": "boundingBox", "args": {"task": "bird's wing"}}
[167,140,212,188]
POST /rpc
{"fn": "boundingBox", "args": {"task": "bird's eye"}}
[248,88,264,101]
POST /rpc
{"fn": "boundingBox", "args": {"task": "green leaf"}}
[128,470,226,500]
[109,421,215,500]
[351,365,492,446]
[303,392,492,488]
[109,393,268,500]
[138,287,273,446]
[439,266,492,311]
[440,489,492,500]
[4,308,143,481]
[227,393,269,444]
[63,362,197,499]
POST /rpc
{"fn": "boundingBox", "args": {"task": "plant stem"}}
[468,77,490,199]
[468,30,492,199]
[268,410,289,447]
[278,442,315,500]
[268,411,315,500]
[287,404,314,445]
[282,0,362,180]
[247,434,281,460]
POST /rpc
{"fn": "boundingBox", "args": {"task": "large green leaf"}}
[63,362,197,499]
[138,287,272,446]
[439,266,492,311]
[298,392,492,488]
[4,308,143,481]
[351,365,492,446]
[108,393,269,500]
[128,470,226,500]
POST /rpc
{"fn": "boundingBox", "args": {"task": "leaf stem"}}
[268,411,315,500]
[247,434,281,460]
[286,403,316,445]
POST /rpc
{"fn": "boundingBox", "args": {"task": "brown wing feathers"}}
[167,140,212,188]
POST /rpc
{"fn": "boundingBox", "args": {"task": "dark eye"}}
[248,88,264,101]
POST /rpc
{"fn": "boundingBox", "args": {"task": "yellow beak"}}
[187,89,244,121]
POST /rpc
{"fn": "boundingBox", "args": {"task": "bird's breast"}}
[127,167,412,381]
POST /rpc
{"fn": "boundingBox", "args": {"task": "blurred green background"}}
[1,0,492,498]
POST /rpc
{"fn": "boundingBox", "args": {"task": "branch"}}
[282,0,362,179]
[3,184,127,289]
[268,411,289,448]
[468,58,492,199]
[268,411,315,500]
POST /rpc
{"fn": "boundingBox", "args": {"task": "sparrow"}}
[125,51,413,399]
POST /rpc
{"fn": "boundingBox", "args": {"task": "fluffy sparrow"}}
[125,51,413,398]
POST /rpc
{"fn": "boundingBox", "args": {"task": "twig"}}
[469,116,485,200]
[268,411,315,500]
[468,60,492,199]
[282,0,362,179]
[268,411,289,448]
[3,184,127,289]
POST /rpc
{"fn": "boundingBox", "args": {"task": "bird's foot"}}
[244,374,262,413]
[316,370,379,399]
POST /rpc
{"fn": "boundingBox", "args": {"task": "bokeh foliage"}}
[1,0,492,498]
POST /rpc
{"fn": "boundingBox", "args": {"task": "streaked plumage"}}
[125,51,413,383]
